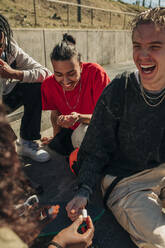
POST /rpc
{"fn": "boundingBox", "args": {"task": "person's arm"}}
[57,112,92,128]
[66,185,91,221]
[66,79,121,221]
[74,113,92,125]
[48,215,94,248]
[4,38,52,82]
[51,110,61,136]
[0,58,24,80]
[40,110,61,145]
[77,85,118,190]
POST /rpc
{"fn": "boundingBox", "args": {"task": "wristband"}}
[48,241,63,248]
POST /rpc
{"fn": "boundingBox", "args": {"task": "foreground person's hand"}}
[48,215,94,248]
[66,196,88,221]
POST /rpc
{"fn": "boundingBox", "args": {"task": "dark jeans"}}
[3,83,42,140]
[48,128,74,156]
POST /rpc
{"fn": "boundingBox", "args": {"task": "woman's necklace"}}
[140,83,165,107]
[63,80,82,110]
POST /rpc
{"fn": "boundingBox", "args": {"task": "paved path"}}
[103,62,136,79]
[24,62,138,248]
[24,136,137,248]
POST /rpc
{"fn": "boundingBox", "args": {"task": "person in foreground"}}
[0,103,94,248]
[41,33,110,156]
[66,7,165,248]
[0,14,51,162]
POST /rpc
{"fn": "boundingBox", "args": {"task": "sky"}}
[116,0,165,7]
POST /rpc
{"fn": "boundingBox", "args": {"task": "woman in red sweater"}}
[41,33,110,156]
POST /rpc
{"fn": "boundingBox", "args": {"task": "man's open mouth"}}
[140,64,156,74]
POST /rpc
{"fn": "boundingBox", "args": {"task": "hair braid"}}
[0,14,13,55]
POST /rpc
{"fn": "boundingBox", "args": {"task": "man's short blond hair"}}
[131,7,165,31]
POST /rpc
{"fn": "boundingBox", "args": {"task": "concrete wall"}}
[13,28,133,72]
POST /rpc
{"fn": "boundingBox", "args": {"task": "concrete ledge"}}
[13,29,133,72]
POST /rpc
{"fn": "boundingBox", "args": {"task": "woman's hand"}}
[49,215,94,248]
[57,112,80,128]
[66,196,88,221]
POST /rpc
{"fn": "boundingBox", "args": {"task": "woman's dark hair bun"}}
[62,33,76,45]
[51,32,81,61]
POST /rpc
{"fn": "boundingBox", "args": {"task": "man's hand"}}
[0,59,23,80]
[49,215,94,248]
[66,196,88,222]
[57,112,80,128]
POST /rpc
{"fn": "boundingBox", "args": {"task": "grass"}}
[0,0,147,29]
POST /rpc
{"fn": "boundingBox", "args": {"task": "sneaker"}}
[16,139,51,163]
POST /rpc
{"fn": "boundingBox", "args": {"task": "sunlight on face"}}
[52,56,82,91]
[133,23,165,91]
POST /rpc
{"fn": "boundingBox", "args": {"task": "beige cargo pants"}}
[101,163,165,248]
[71,123,88,148]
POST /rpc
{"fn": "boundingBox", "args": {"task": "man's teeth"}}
[140,64,156,73]
[141,65,155,69]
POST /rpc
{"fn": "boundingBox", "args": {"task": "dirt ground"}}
[0,0,146,29]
